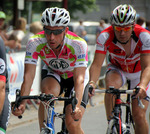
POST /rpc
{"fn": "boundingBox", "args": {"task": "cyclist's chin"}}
[48,43,56,48]
[118,39,129,44]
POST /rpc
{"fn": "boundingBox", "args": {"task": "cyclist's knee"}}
[132,110,146,125]
[105,70,122,88]
[66,120,81,132]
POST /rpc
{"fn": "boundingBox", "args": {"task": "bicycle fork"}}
[47,106,55,133]
[41,104,55,134]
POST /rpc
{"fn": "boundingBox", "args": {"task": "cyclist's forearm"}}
[20,64,36,98]
[139,67,150,89]
[74,81,84,107]
[89,53,105,86]
[139,54,150,89]
[89,64,102,86]
[73,68,85,107]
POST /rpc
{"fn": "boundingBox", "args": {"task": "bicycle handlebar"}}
[88,85,145,109]
[13,89,78,118]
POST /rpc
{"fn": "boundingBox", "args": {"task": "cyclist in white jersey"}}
[89,4,150,134]
[12,7,89,134]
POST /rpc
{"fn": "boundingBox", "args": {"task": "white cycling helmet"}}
[41,7,70,27]
[110,4,136,26]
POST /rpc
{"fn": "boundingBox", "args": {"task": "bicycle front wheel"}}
[40,128,54,134]
[106,119,121,134]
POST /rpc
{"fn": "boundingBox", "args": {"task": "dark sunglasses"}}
[43,27,66,35]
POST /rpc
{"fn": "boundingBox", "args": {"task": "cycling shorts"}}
[106,64,150,100]
[0,91,11,134]
[41,65,89,109]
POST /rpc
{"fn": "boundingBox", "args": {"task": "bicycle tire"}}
[40,128,54,134]
[57,131,68,134]
[106,119,121,134]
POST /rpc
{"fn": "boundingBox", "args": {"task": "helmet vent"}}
[46,11,50,24]
[127,15,132,23]
[64,20,68,24]
[56,19,61,24]
[52,14,55,21]
[59,12,64,18]
[121,13,123,18]
[114,16,118,23]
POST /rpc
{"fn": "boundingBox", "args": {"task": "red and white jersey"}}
[96,24,150,73]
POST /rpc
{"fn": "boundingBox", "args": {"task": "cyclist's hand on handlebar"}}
[12,102,26,117]
[71,106,82,121]
[134,86,147,99]
[88,84,95,98]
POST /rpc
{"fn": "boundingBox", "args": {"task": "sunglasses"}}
[44,27,65,35]
[114,26,133,32]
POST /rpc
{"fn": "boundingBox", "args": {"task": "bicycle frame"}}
[89,83,144,134]
[13,89,77,134]
[108,87,124,134]
[125,80,135,133]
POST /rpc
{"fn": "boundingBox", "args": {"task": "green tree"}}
[2,0,97,25]
[68,0,98,19]
[31,0,98,19]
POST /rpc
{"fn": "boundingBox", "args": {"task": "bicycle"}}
[89,80,145,134]
[12,89,78,134]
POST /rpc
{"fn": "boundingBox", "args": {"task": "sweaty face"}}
[113,24,134,44]
[44,26,67,50]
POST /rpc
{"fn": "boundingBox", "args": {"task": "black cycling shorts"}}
[41,68,89,109]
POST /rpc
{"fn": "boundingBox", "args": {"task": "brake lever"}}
[14,89,23,119]
[71,91,78,113]
[89,85,94,94]
[135,86,145,109]
[138,97,145,109]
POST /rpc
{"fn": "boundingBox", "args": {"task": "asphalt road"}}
[7,94,150,134]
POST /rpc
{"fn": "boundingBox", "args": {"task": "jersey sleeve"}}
[73,40,88,68]
[140,32,150,53]
[95,32,109,54]
[0,36,7,82]
[25,38,39,65]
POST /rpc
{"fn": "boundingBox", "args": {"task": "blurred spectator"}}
[8,33,21,51]
[0,11,19,49]
[75,20,85,38]
[136,16,146,28]
[21,21,43,46]
[8,17,26,43]
[82,30,89,43]
[96,19,107,40]
[146,20,150,31]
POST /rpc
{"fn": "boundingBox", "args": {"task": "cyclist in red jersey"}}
[89,4,150,134]
[12,7,89,134]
